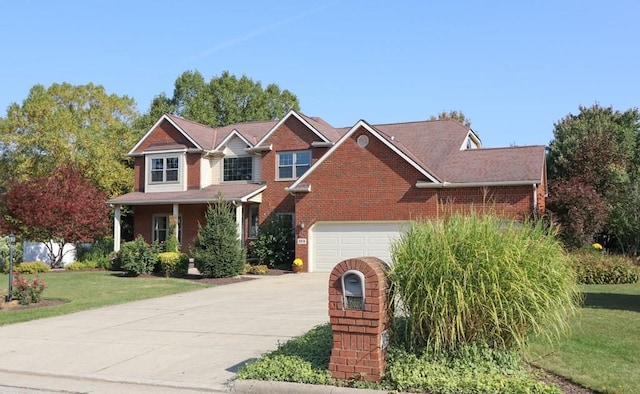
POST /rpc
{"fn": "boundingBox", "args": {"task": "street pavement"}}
[0,273,331,393]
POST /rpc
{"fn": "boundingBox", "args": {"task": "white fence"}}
[22,241,76,266]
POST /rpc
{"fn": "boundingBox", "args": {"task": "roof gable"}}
[255,110,334,147]
[128,115,202,156]
[289,120,441,191]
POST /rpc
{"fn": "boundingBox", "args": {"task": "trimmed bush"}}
[572,251,639,284]
[157,252,189,278]
[191,198,245,278]
[13,261,50,274]
[389,213,580,353]
[244,264,269,275]
[119,235,158,276]
[65,261,98,271]
[250,216,294,269]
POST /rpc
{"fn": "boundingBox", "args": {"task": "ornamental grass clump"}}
[389,213,580,353]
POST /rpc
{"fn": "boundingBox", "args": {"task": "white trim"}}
[214,129,254,152]
[289,120,440,191]
[128,114,203,156]
[254,110,331,147]
[415,180,540,188]
[142,148,188,155]
[113,205,121,252]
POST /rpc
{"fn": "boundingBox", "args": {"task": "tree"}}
[546,179,608,249]
[546,104,640,252]
[191,196,245,278]
[1,164,111,267]
[547,104,638,197]
[137,70,300,131]
[0,82,140,197]
[429,110,471,127]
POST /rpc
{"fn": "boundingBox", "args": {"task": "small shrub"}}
[191,197,245,278]
[13,262,50,274]
[75,237,113,270]
[119,235,158,276]
[389,213,580,353]
[65,261,98,271]
[164,216,180,253]
[572,251,640,284]
[157,252,189,278]
[11,272,46,305]
[250,216,294,269]
[244,264,269,275]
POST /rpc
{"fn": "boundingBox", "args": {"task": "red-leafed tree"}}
[1,164,110,267]
[546,178,608,249]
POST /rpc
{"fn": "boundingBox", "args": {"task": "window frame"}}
[276,150,312,180]
[152,215,182,244]
[149,156,180,184]
[223,156,254,182]
[249,205,259,239]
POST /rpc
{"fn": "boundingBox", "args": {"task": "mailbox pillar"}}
[328,257,391,382]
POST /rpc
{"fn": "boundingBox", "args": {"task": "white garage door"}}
[310,221,406,272]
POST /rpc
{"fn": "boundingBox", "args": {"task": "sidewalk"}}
[0,273,330,393]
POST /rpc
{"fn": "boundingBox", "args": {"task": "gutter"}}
[416,180,541,188]
[245,144,273,153]
[286,184,311,193]
[311,141,333,148]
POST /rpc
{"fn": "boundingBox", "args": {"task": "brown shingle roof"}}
[440,146,546,183]
[107,184,265,205]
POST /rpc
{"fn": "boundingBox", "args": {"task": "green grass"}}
[0,271,211,325]
[526,283,640,394]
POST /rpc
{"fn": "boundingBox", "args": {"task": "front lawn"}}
[527,282,640,394]
[239,283,640,393]
[0,271,212,326]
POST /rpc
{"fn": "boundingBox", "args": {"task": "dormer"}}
[205,130,263,186]
[461,129,482,150]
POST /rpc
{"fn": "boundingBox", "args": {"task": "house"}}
[107,110,546,273]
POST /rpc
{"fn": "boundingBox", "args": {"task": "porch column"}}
[235,203,244,246]
[113,205,121,252]
[172,203,180,243]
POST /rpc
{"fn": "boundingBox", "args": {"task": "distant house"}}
[107,110,546,272]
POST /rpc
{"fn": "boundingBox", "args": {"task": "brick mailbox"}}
[328,257,391,382]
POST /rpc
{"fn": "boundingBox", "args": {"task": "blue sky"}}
[1,0,638,148]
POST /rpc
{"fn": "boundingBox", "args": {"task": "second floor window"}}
[278,151,311,180]
[224,156,253,181]
[151,157,179,183]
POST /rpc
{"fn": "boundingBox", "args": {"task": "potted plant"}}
[292,258,303,273]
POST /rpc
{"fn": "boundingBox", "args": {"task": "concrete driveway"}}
[0,273,330,393]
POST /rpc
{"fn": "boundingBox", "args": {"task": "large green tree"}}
[547,104,640,253]
[136,70,300,131]
[0,83,140,197]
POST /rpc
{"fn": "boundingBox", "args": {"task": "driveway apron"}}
[0,273,330,392]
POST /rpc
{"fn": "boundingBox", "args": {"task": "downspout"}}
[533,184,538,214]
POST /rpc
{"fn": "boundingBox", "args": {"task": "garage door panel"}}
[311,222,405,272]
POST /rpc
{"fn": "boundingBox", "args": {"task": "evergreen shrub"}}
[250,216,294,269]
[191,197,245,278]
